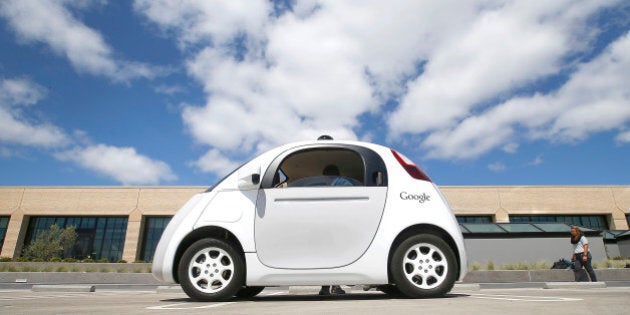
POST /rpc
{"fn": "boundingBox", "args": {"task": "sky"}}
[0,0,629,187]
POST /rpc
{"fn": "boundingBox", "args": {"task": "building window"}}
[140,216,171,262]
[457,216,492,223]
[627,215,630,227]
[0,216,9,254]
[509,215,608,230]
[24,217,128,262]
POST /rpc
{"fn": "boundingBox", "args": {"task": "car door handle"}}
[274,196,370,203]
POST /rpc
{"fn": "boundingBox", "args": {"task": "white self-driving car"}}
[152,137,467,301]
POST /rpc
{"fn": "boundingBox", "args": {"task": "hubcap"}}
[188,247,234,293]
[402,242,448,289]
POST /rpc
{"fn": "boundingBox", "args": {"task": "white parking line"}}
[0,293,98,301]
[146,302,236,310]
[145,290,285,310]
[0,290,152,301]
[469,294,582,302]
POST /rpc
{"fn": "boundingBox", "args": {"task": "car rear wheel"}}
[390,234,457,298]
[178,238,244,301]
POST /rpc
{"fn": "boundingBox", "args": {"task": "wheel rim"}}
[187,247,235,294]
[402,242,448,290]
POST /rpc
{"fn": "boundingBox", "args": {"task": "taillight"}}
[391,149,432,182]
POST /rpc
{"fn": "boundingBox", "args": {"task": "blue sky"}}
[0,0,629,187]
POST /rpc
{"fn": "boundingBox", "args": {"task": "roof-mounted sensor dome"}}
[317,135,333,140]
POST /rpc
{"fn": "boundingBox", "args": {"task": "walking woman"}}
[570,226,597,282]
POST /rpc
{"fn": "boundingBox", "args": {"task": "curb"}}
[543,282,607,289]
[32,285,95,292]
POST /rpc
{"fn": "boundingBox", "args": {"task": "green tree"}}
[23,224,78,261]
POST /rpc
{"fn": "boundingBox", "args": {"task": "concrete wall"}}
[619,239,630,258]
[465,236,608,266]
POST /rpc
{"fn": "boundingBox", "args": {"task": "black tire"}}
[235,286,265,298]
[390,234,457,298]
[178,238,245,301]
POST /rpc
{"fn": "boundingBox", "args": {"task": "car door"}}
[254,144,388,269]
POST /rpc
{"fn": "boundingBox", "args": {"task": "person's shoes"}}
[331,286,346,294]
[319,288,331,296]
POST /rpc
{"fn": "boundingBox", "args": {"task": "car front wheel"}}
[390,234,457,298]
[178,238,245,301]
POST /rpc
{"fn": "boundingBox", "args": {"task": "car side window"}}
[272,148,365,188]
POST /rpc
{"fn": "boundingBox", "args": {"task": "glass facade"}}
[509,215,608,230]
[457,216,492,223]
[140,216,171,262]
[0,216,9,254]
[24,216,128,261]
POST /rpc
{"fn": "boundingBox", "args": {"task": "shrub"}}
[85,266,97,272]
[31,258,45,262]
[83,258,94,263]
[0,257,12,262]
[22,224,77,261]
[117,259,128,263]
[470,262,481,271]
[133,260,145,263]
[63,257,77,263]
[98,258,109,263]
[486,260,495,271]
[15,256,29,262]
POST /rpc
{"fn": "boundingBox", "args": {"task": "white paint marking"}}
[147,302,236,310]
[469,294,582,302]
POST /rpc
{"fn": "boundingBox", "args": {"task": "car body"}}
[152,137,467,301]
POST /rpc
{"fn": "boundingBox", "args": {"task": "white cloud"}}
[0,78,69,148]
[420,30,630,159]
[617,131,630,144]
[0,77,176,184]
[488,162,506,172]
[0,77,47,107]
[502,143,519,154]
[0,0,163,82]
[55,144,177,185]
[191,149,240,178]
[528,155,544,166]
[135,0,628,176]
[133,0,270,49]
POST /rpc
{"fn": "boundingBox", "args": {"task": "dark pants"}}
[574,253,597,282]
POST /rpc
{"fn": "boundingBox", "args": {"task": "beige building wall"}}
[1,186,629,260]
[0,187,204,260]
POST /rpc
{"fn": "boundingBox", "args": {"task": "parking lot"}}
[1,286,629,314]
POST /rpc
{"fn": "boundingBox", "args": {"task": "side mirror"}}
[238,165,261,190]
